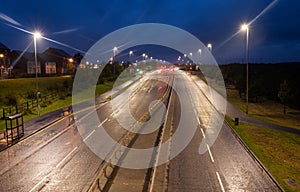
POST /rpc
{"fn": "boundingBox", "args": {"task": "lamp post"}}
[207,43,212,52]
[198,49,202,56]
[0,53,4,77]
[241,23,249,114]
[113,47,118,78]
[129,50,133,63]
[33,32,41,115]
[142,53,146,60]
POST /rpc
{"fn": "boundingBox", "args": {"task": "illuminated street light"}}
[129,50,133,57]
[142,53,146,60]
[241,23,250,114]
[113,47,118,78]
[0,53,4,77]
[113,47,118,57]
[33,31,41,115]
[207,43,212,52]
[198,49,202,56]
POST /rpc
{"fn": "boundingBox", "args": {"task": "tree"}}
[278,80,290,114]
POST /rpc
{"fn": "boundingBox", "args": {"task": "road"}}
[167,71,280,191]
[0,69,280,191]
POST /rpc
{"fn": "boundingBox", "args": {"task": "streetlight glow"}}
[241,24,249,31]
[207,43,212,52]
[33,32,42,39]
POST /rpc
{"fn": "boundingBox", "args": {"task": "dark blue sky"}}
[0,0,300,63]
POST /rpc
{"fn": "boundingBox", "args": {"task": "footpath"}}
[191,76,300,135]
[191,75,300,135]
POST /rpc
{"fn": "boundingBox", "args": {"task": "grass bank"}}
[227,88,300,130]
[0,77,114,131]
[226,116,300,192]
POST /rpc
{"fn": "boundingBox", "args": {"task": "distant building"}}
[10,51,41,76]
[38,54,57,75]
[43,48,74,74]
[0,42,11,77]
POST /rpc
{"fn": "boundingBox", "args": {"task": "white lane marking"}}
[29,173,50,192]
[83,130,95,142]
[98,118,108,127]
[56,147,78,168]
[207,144,214,163]
[216,172,225,192]
[201,128,206,138]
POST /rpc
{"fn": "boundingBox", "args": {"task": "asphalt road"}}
[0,69,281,191]
[0,71,171,191]
[167,70,280,191]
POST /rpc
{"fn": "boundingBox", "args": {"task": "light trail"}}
[5,23,86,54]
[10,42,32,68]
[0,13,21,26]
[215,0,279,51]
[52,28,78,35]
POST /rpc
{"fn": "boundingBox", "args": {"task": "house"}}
[0,42,11,77]
[43,48,74,74]
[10,50,41,76]
[38,54,57,75]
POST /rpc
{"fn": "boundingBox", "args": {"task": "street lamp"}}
[129,50,133,62]
[0,54,4,77]
[241,23,249,114]
[207,43,212,52]
[198,49,202,56]
[142,53,146,60]
[113,47,118,78]
[33,31,41,115]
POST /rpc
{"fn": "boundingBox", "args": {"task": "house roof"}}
[38,53,56,62]
[13,50,35,61]
[44,47,71,59]
[0,42,9,50]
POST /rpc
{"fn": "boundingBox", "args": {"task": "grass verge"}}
[0,82,114,131]
[226,116,300,192]
[227,88,300,130]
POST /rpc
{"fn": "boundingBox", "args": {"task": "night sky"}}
[0,0,299,63]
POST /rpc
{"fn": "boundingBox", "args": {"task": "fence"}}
[1,93,57,119]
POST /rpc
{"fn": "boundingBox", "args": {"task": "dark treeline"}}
[220,63,300,110]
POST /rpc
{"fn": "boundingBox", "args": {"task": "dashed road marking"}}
[56,146,78,168]
[207,144,214,163]
[201,128,206,138]
[216,171,225,192]
[83,130,95,142]
[98,118,108,127]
